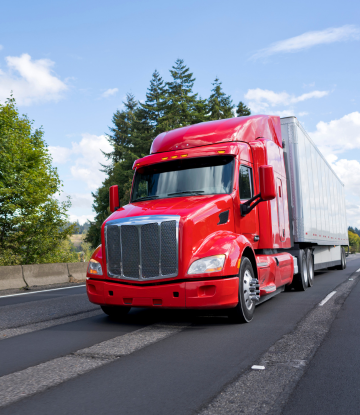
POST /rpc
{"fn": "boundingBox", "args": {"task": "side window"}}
[239,165,253,200]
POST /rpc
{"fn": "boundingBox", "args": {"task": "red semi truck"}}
[86,115,348,323]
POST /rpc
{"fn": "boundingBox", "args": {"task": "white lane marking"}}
[319,291,337,306]
[0,285,86,299]
[251,365,265,370]
[356,268,360,272]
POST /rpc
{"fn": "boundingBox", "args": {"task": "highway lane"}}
[1,255,360,414]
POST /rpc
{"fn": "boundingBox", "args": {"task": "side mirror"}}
[259,165,276,201]
[109,185,119,213]
[241,165,276,216]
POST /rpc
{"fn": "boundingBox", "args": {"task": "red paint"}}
[109,185,119,213]
[87,115,296,312]
[259,166,276,200]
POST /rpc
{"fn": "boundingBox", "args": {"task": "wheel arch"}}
[241,246,258,280]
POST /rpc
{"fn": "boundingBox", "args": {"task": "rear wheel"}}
[101,305,131,318]
[291,249,308,291]
[336,248,346,270]
[307,250,314,287]
[228,257,256,323]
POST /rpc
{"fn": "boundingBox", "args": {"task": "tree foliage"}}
[86,60,251,248]
[348,230,360,253]
[236,101,251,117]
[0,97,75,265]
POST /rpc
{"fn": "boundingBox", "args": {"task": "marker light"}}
[218,150,225,154]
[188,255,225,275]
[88,259,103,275]
[171,156,177,159]
[162,157,168,160]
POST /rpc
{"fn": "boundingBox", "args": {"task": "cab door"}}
[233,160,259,247]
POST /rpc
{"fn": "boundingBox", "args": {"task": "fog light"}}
[188,255,225,275]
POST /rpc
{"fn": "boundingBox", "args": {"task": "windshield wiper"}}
[132,195,159,202]
[168,190,205,196]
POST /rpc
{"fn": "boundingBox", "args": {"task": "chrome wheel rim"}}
[243,270,253,310]
[303,256,308,284]
[309,258,314,284]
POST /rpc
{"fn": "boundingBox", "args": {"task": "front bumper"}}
[86,276,239,309]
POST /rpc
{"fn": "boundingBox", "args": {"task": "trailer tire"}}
[307,250,314,287]
[228,257,255,324]
[101,305,131,318]
[336,248,346,270]
[292,249,308,291]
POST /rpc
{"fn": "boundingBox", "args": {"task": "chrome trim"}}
[257,262,269,267]
[105,215,180,281]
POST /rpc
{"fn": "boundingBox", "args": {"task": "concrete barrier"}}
[68,262,88,282]
[22,263,69,287]
[0,265,25,290]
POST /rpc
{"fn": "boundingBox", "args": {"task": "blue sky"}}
[1,0,360,227]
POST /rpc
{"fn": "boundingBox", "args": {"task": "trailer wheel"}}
[101,305,131,318]
[307,250,314,287]
[292,249,308,291]
[336,248,346,270]
[228,257,255,323]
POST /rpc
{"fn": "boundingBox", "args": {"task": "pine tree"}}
[159,59,207,131]
[207,77,234,120]
[236,101,251,117]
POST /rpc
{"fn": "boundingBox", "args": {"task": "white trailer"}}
[281,117,348,280]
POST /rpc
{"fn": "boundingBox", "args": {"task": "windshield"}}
[131,156,235,202]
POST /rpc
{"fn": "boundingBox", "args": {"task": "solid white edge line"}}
[0,285,86,299]
[356,268,360,273]
[319,291,337,306]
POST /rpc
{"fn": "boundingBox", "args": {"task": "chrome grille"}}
[161,221,177,275]
[106,225,121,276]
[105,215,179,281]
[121,225,140,279]
[141,223,160,279]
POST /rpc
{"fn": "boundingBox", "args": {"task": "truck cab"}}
[86,115,304,322]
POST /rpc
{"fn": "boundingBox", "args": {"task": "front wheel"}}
[228,257,256,323]
[307,250,314,287]
[101,305,131,318]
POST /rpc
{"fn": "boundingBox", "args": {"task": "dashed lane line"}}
[0,323,189,408]
[0,285,86,299]
[319,291,337,306]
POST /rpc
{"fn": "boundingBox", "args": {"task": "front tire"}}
[228,257,256,323]
[101,305,131,318]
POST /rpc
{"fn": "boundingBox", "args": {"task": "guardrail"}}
[0,262,88,291]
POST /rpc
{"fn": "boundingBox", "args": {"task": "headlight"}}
[188,255,225,275]
[88,259,103,275]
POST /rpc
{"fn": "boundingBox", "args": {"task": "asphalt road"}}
[1,254,360,414]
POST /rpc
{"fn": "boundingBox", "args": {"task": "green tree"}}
[207,77,234,120]
[348,230,360,253]
[236,101,251,117]
[158,59,207,131]
[0,97,75,265]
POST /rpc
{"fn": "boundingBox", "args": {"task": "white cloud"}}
[69,214,95,225]
[50,133,112,191]
[0,53,67,105]
[57,192,93,209]
[345,203,360,229]
[309,112,360,156]
[251,25,360,60]
[102,88,118,98]
[245,88,328,113]
[48,146,72,164]
[329,157,360,199]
